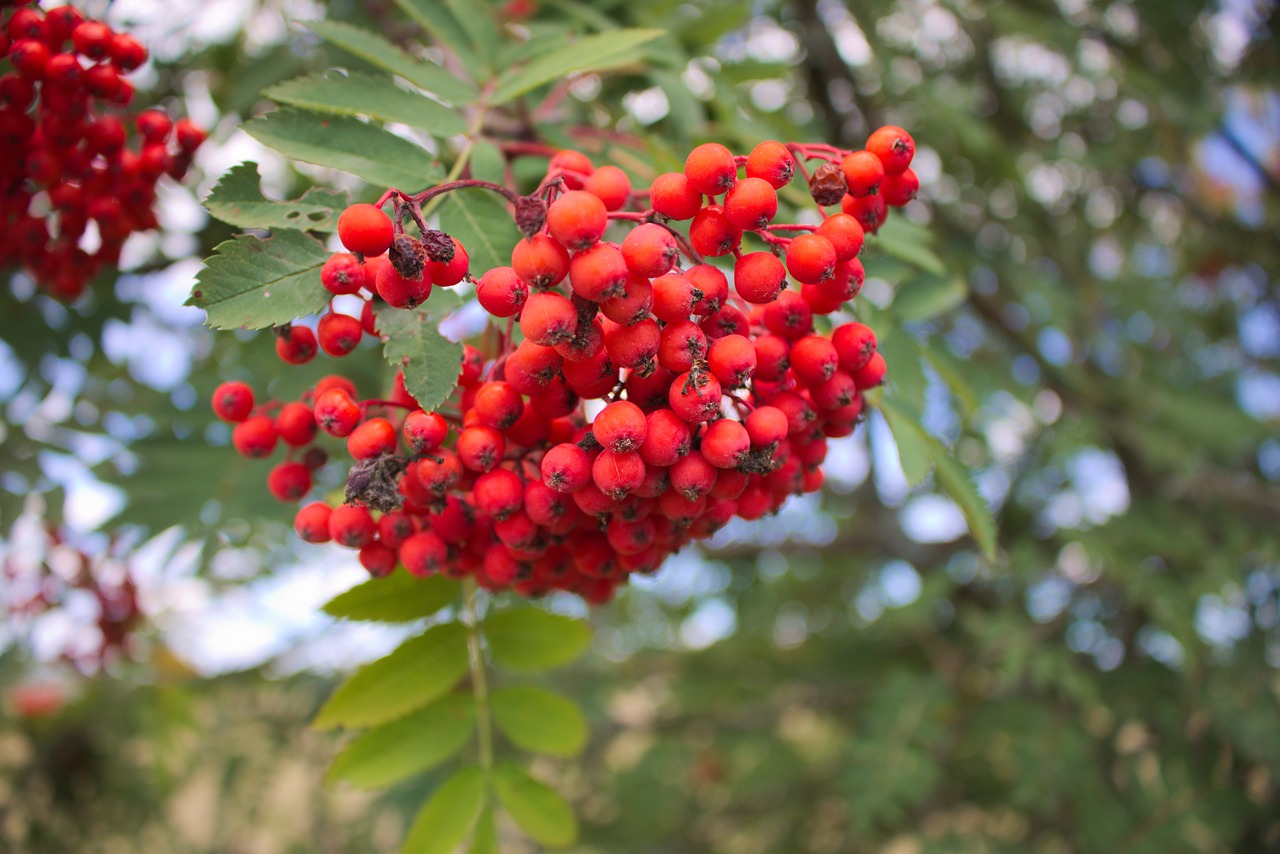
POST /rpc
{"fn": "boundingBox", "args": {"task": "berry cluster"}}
[1,1,206,301]
[212,127,918,603]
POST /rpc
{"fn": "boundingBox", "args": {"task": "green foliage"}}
[485,609,593,672]
[204,162,349,231]
[375,297,465,413]
[489,29,665,105]
[328,696,475,789]
[305,20,477,102]
[490,685,588,757]
[400,766,487,854]
[493,762,579,848]
[313,622,470,730]
[263,71,469,137]
[188,229,332,329]
[322,573,460,623]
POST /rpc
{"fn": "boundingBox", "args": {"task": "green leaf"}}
[875,393,933,488]
[876,327,927,417]
[489,29,665,105]
[305,20,477,103]
[203,162,348,232]
[926,437,997,560]
[873,216,946,277]
[493,763,578,848]
[328,695,475,789]
[188,230,330,330]
[388,0,484,78]
[485,609,591,672]
[244,109,442,190]
[467,807,498,854]
[400,766,487,854]
[490,686,587,757]
[436,190,518,277]
[442,0,497,57]
[263,71,468,137]
[892,273,966,322]
[313,622,469,730]
[375,300,464,413]
[323,573,460,623]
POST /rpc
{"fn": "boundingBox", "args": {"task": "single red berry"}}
[785,234,838,284]
[651,273,700,322]
[621,223,678,278]
[707,334,756,388]
[212,381,254,422]
[569,242,628,302]
[842,190,888,233]
[359,542,398,577]
[474,468,525,521]
[329,504,377,548]
[600,274,653,326]
[832,322,877,373]
[584,165,631,210]
[689,205,742,257]
[109,33,147,70]
[549,149,593,185]
[790,335,839,385]
[687,265,729,314]
[669,370,723,423]
[318,312,364,357]
[426,237,468,286]
[321,253,366,295]
[520,291,579,346]
[852,351,887,389]
[136,110,173,143]
[403,410,448,452]
[476,266,529,317]
[277,402,317,446]
[542,443,592,493]
[315,388,362,437]
[684,142,737,196]
[294,502,333,543]
[746,406,789,448]
[457,425,506,472]
[347,417,397,460]
[603,317,660,371]
[723,177,778,230]
[639,409,692,467]
[745,140,795,189]
[416,449,462,495]
[658,319,708,374]
[400,530,449,576]
[734,252,786,304]
[670,450,717,499]
[268,462,312,502]
[547,190,607,251]
[232,415,278,459]
[276,325,318,365]
[505,340,563,395]
[700,419,750,469]
[815,214,865,262]
[338,203,394,257]
[473,381,524,430]
[592,400,648,453]
[811,370,857,409]
[866,125,915,175]
[881,168,920,206]
[175,119,206,153]
[9,40,50,78]
[592,450,646,500]
[375,261,430,309]
[840,150,885,198]
[511,234,570,289]
[650,172,703,220]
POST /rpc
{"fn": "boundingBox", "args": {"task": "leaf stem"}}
[462,577,495,777]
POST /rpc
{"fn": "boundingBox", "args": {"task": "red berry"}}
[315,388,361,437]
[723,177,778,230]
[785,234,838,284]
[276,325,318,365]
[347,417,397,460]
[639,409,692,467]
[670,450,717,499]
[375,261,430,309]
[669,370,723,423]
[746,406,788,448]
[687,264,729,314]
[700,419,750,469]
[866,125,915,175]
[745,140,795,189]
[547,190,607,251]
[814,214,865,262]
[277,402,317,446]
[232,415,278,458]
[109,34,147,70]
[592,400,647,453]
[511,234,570,289]
[400,531,449,576]
[268,462,312,502]
[707,334,756,388]
[318,312,364,357]
[840,150,885,198]
[338,203,394,257]
[843,190,888,233]
[688,204,742,257]
[584,165,631,210]
[294,502,333,543]
[600,274,653,326]
[603,317,660,371]
[520,291,578,346]
[426,237,468,286]
[658,319,707,374]
[881,168,920,206]
[476,266,528,317]
[832,322,877,372]
[542,442,592,493]
[621,223,677,278]
[569,242,628,302]
[212,381,254,422]
[852,351,887,389]
[651,273,700,322]
[473,381,524,430]
[474,469,524,521]
[650,172,703,220]
[321,253,366,295]
[403,410,449,452]
[592,450,646,500]
[789,335,839,385]
[549,149,593,184]
[734,252,786,304]
[684,142,737,196]
[359,542,398,577]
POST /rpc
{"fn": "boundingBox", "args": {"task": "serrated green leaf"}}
[244,109,442,191]
[305,20,477,103]
[188,230,330,330]
[400,766,487,854]
[264,72,468,137]
[875,393,933,488]
[892,273,966,322]
[442,0,497,57]
[376,300,463,413]
[323,573,459,623]
[313,622,469,730]
[873,216,946,276]
[927,438,997,560]
[203,162,348,231]
[436,190,518,277]
[493,763,578,848]
[328,695,474,789]
[467,807,498,854]
[490,686,587,757]
[388,0,484,78]
[489,28,664,105]
[485,609,591,672]
[877,327,927,417]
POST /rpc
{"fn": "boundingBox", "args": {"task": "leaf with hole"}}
[203,162,348,231]
[493,763,578,848]
[322,573,459,623]
[485,609,591,672]
[264,72,467,137]
[187,230,330,330]
[400,766,487,854]
[490,686,587,757]
[313,622,469,730]
[327,695,474,789]
[244,109,442,191]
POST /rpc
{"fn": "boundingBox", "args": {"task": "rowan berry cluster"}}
[1,1,205,301]
[214,127,917,603]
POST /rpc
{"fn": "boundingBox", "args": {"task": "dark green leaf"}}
[490,686,587,757]
[436,190,518,277]
[313,622,469,730]
[263,72,467,137]
[873,216,945,276]
[388,0,484,78]
[493,763,578,848]
[203,162,348,232]
[892,273,966,322]
[466,806,498,854]
[328,695,474,789]
[375,299,464,413]
[875,393,933,488]
[322,573,459,623]
[244,109,442,190]
[489,29,665,105]
[400,766,487,854]
[188,230,330,330]
[306,20,477,102]
[485,609,591,672]
[926,437,997,560]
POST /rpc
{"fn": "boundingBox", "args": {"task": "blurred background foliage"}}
[2,0,1279,851]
